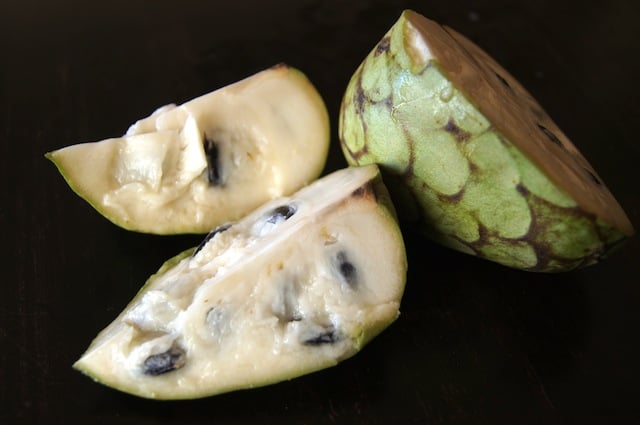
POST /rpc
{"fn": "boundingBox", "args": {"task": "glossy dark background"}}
[2,1,639,424]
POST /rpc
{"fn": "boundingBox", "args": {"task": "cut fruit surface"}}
[339,10,633,272]
[73,165,407,399]
[47,64,330,234]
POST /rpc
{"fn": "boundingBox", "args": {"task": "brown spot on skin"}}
[375,36,391,56]
[354,74,367,116]
[340,71,370,162]
[515,192,577,271]
[513,186,619,271]
[401,159,415,178]
[413,169,624,271]
[438,188,465,204]
[398,122,417,180]
[443,119,471,142]
[342,138,368,162]
[474,220,490,246]
[516,183,529,196]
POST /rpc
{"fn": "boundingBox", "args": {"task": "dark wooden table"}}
[2,1,639,424]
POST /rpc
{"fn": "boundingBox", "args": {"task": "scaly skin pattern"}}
[339,16,626,272]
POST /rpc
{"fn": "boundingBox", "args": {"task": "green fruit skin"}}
[339,14,626,272]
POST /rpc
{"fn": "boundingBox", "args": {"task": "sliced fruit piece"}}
[73,165,407,399]
[46,64,330,234]
[339,10,633,272]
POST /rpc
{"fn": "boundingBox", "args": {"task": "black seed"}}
[193,223,232,256]
[266,205,296,224]
[204,136,223,185]
[143,345,186,376]
[494,71,511,89]
[303,330,339,346]
[584,167,602,186]
[336,251,358,288]
[537,123,563,147]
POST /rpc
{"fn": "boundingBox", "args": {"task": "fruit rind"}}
[339,10,632,272]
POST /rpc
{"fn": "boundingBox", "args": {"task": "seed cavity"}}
[334,251,358,289]
[494,71,511,89]
[143,345,186,376]
[584,167,602,186]
[537,123,563,147]
[193,223,232,256]
[302,327,340,346]
[267,205,296,224]
[252,204,297,237]
[205,306,229,338]
[273,282,302,323]
[204,135,223,186]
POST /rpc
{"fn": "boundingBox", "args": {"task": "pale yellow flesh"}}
[73,165,407,400]
[47,64,330,234]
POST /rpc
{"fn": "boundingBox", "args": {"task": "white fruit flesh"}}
[73,165,407,399]
[46,64,330,234]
